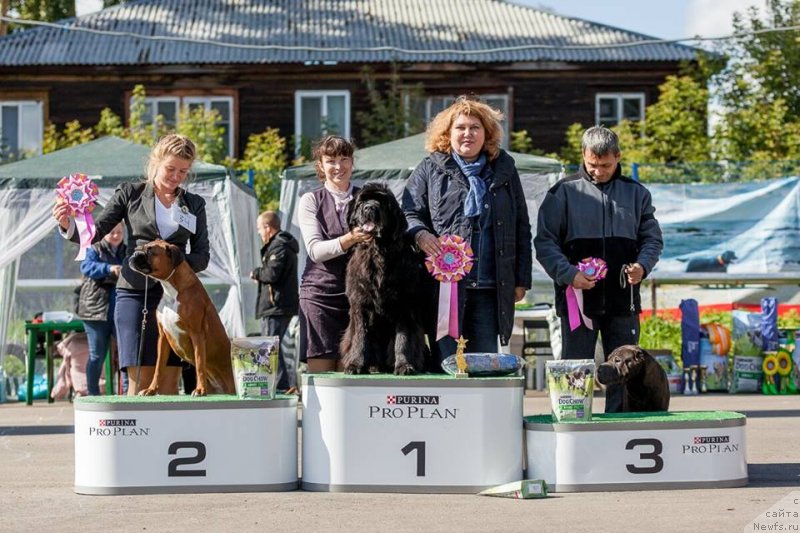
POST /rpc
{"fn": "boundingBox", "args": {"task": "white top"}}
[298,191,346,264]
[155,197,179,239]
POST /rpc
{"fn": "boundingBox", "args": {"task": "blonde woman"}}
[402,96,532,364]
[53,134,209,394]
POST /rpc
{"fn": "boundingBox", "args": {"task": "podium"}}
[301,373,523,493]
[74,395,298,495]
[524,411,747,492]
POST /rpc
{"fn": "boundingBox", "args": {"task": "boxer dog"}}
[596,345,670,412]
[129,240,235,396]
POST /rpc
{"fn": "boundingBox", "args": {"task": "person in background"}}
[534,126,663,412]
[251,210,299,392]
[403,96,532,363]
[53,134,210,395]
[297,136,372,372]
[77,223,125,395]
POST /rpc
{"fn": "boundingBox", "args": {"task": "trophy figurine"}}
[699,365,708,393]
[683,365,699,395]
[455,336,469,378]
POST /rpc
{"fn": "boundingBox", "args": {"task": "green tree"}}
[356,65,424,146]
[236,128,288,210]
[10,0,74,22]
[175,106,227,165]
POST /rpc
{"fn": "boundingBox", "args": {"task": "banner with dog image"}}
[650,177,800,275]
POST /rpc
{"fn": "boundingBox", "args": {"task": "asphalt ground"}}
[1,391,798,533]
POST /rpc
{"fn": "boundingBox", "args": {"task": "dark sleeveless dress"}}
[299,187,357,360]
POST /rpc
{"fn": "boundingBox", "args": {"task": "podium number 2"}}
[168,441,207,477]
[625,438,663,474]
[401,441,426,476]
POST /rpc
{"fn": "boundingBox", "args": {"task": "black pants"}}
[261,315,295,390]
[560,313,639,413]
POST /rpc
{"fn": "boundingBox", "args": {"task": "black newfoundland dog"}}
[340,182,428,375]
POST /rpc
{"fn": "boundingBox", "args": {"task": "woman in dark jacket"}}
[53,134,210,394]
[77,223,125,395]
[402,96,532,362]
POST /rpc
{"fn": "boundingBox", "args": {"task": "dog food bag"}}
[230,336,280,399]
[729,355,763,393]
[546,359,595,422]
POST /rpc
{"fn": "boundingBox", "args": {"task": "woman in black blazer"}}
[53,134,210,395]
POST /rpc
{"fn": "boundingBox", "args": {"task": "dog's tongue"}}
[361,222,376,234]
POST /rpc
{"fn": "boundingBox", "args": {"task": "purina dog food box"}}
[729,355,763,393]
[230,336,279,399]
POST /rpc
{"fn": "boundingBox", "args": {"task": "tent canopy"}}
[283,133,561,182]
[0,136,229,187]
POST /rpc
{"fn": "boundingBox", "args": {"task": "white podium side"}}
[302,373,524,493]
[74,395,298,495]
[525,411,747,492]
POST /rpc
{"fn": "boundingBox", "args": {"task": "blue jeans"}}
[261,315,295,391]
[84,320,114,396]
[436,288,499,362]
[560,313,639,413]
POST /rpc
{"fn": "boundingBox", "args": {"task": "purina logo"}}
[89,418,150,437]
[386,395,439,405]
[682,434,737,454]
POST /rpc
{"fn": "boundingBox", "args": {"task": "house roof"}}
[0,0,698,66]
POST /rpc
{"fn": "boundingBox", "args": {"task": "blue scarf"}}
[452,152,488,218]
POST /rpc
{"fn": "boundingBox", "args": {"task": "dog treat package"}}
[479,479,549,499]
[230,336,280,399]
[546,359,595,422]
[653,354,683,394]
[729,355,763,393]
[699,340,729,391]
[441,353,525,377]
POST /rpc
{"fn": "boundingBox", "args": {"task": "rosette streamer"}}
[56,173,99,260]
[425,235,474,340]
[566,257,608,332]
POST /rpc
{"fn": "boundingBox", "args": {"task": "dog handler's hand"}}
[340,227,372,251]
[415,230,441,257]
[571,271,596,290]
[514,287,527,302]
[626,263,645,285]
[52,200,72,230]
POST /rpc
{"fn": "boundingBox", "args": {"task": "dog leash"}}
[135,276,150,393]
[619,264,637,339]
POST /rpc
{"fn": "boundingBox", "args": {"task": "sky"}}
[76,0,768,41]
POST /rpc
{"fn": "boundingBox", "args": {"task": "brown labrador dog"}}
[596,345,670,412]
[129,240,235,396]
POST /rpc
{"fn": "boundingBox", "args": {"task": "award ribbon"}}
[425,234,474,341]
[566,257,608,331]
[56,173,99,261]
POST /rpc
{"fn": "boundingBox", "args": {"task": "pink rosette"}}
[425,235,474,340]
[567,256,607,332]
[56,173,99,261]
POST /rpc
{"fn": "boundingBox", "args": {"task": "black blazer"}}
[71,181,210,291]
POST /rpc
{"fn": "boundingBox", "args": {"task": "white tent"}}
[0,137,261,352]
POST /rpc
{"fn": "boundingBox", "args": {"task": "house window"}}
[596,93,645,127]
[413,94,510,148]
[294,91,350,152]
[138,96,235,157]
[0,100,43,159]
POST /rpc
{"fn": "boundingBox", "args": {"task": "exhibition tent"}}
[0,136,260,352]
[279,133,563,275]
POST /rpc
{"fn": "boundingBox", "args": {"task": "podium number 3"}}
[168,441,207,477]
[401,441,426,476]
[625,438,663,474]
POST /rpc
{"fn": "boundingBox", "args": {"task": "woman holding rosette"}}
[403,96,532,363]
[52,134,209,395]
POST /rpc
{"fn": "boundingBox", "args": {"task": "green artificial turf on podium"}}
[524,411,746,425]
[76,394,295,404]
[304,372,522,381]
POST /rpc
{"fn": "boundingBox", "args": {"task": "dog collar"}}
[163,268,177,282]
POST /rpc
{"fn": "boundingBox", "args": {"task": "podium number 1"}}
[401,441,426,476]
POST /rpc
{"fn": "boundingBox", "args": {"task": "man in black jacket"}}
[251,211,299,392]
[535,126,663,412]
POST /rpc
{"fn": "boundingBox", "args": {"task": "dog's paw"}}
[343,364,361,375]
[394,363,417,376]
[137,387,158,396]
[191,387,207,397]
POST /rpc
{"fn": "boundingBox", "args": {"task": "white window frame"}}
[135,95,235,157]
[595,93,645,127]
[0,100,44,157]
[294,90,351,153]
